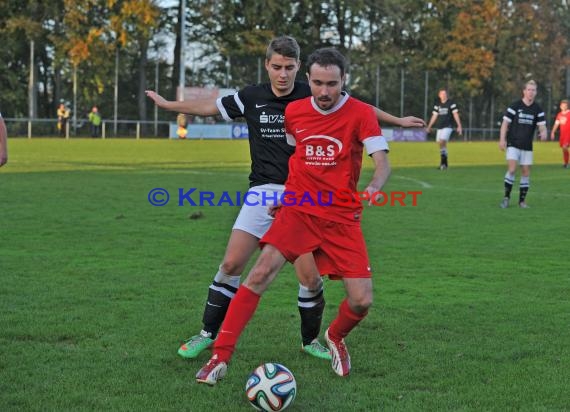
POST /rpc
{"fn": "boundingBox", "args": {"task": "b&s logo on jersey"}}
[260,113,284,124]
[301,135,343,167]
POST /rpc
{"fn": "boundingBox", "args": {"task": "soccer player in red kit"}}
[146,37,423,363]
[551,99,570,168]
[196,47,391,384]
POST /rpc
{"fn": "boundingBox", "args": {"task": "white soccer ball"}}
[245,363,297,411]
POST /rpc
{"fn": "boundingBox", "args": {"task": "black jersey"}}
[433,99,459,128]
[216,82,311,187]
[503,100,546,151]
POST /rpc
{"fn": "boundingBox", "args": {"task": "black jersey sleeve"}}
[216,87,256,121]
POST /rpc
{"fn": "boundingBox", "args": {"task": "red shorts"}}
[560,135,570,147]
[260,207,373,279]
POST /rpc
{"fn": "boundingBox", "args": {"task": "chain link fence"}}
[9,51,560,141]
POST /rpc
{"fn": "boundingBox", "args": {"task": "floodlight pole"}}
[73,64,77,135]
[28,40,35,119]
[400,67,405,118]
[178,0,186,101]
[375,64,380,108]
[114,47,119,136]
[155,59,159,136]
[28,40,35,139]
[469,96,473,141]
[424,71,429,122]
[226,56,231,88]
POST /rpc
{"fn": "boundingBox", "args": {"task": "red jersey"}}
[284,93,388,224]
[555,110,570,141]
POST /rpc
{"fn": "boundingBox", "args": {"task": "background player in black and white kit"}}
[499,79,547,209]
[426,89,463,170]
[146,36,425,362]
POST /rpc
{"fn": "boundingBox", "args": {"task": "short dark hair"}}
[524,79,537,90]
[306,47,347,77]
[266,36,300,60]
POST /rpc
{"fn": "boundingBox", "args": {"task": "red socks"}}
[563,149,569,165]
[213,285,261,363]
[212,289,369,361]
[327,298,368,341]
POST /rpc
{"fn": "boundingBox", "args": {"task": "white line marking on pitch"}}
[393,175,433,188]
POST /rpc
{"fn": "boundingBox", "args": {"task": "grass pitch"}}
[1,139,568,411]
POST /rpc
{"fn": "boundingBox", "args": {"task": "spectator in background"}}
[426,88,463,170]
[0,110,7,167]
[57,103,70,137]
[88,106,102,137]
[176,112,188,139]
[550,99,570,168]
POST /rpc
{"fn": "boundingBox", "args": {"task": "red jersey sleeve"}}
[284,103,297,146]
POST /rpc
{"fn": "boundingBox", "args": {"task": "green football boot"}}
[178,332,214,359]
[302,339,332,360]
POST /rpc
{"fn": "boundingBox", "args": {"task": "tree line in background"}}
[1,0,569,131]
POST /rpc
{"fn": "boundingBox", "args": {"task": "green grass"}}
[1,139,569,411]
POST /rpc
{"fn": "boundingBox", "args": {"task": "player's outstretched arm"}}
[364,150,391,206]
[145,90,220,117]
[371,106,426,128]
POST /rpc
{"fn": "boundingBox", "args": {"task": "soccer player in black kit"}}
[146,36,425,362]
[426,88,463,170]
[499,80,547,209]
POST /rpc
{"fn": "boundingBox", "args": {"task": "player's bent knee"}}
[348,296,373,314]
[243,263,279,293]
[360,298,373,312]
[300,276,323,292]
[220,260,246,276]
[245,268,270,288]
